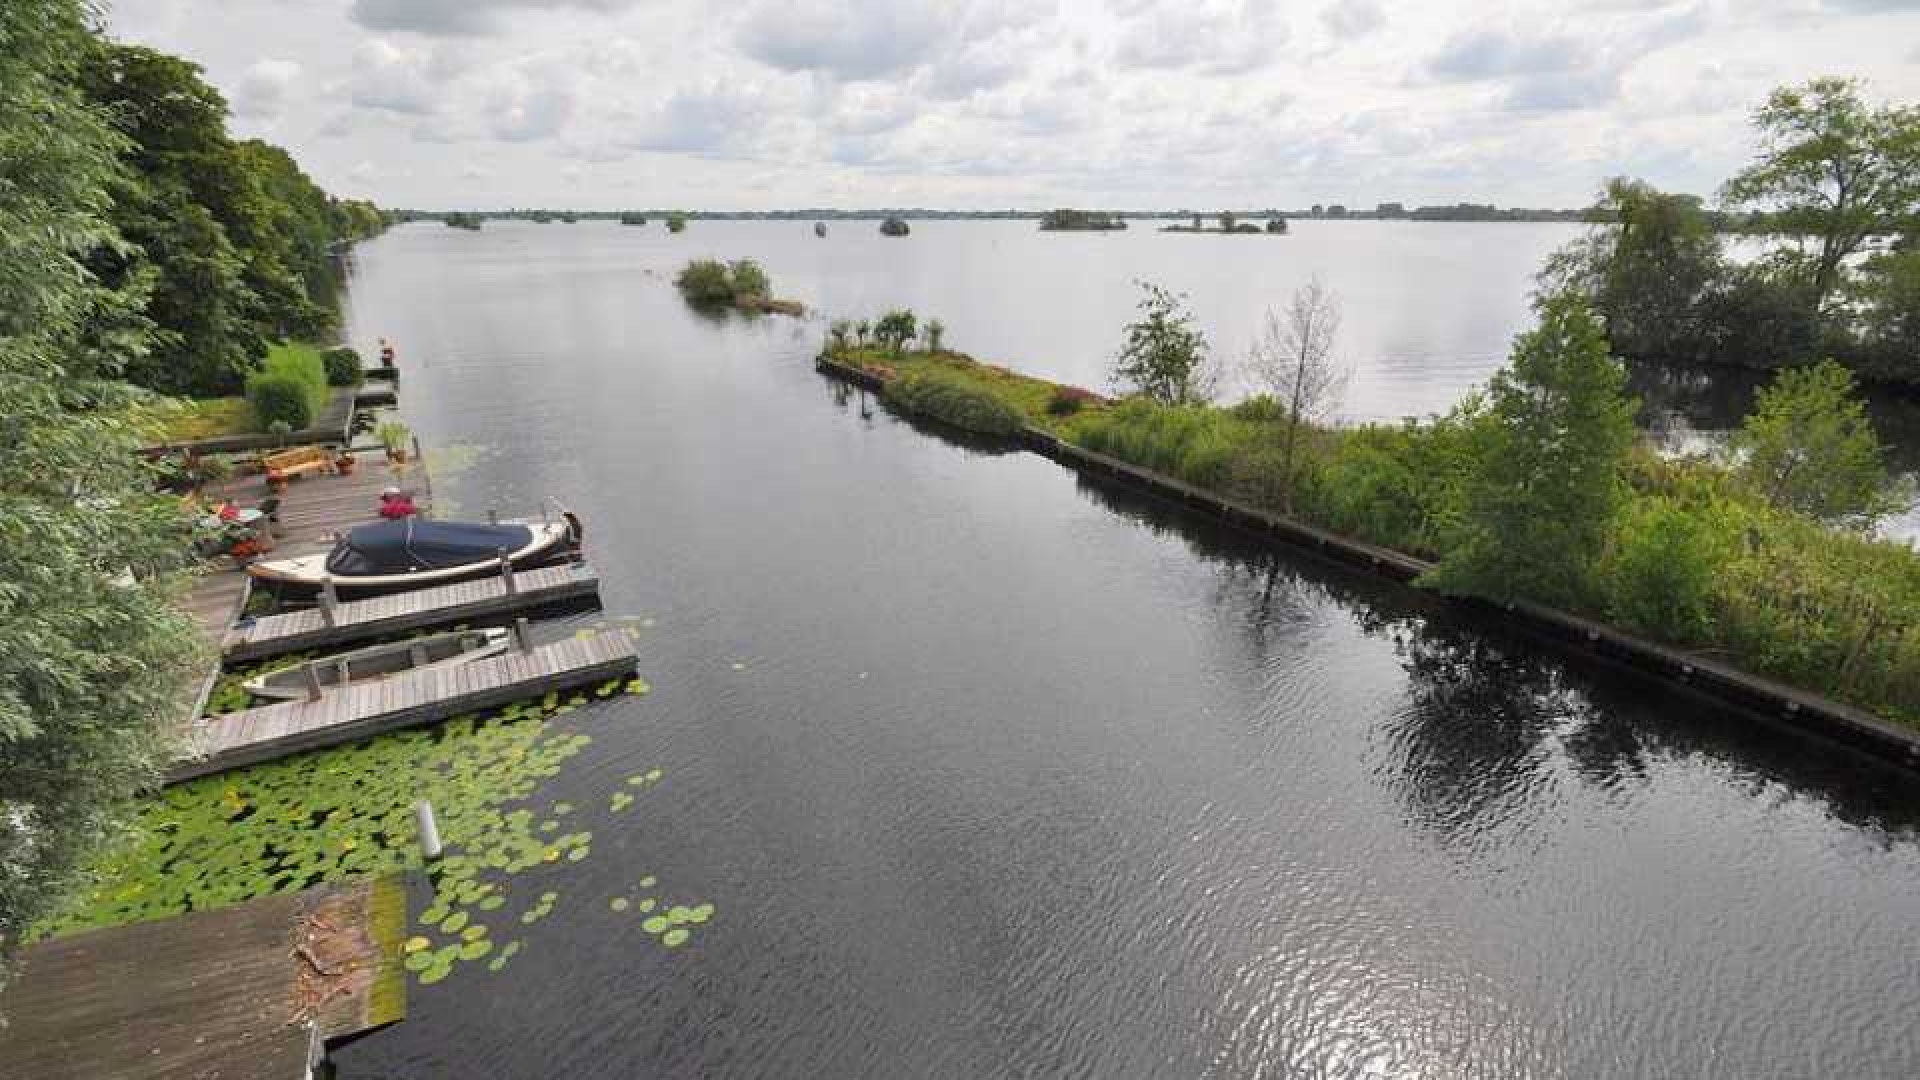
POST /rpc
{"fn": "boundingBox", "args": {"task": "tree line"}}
[1,0,381,988]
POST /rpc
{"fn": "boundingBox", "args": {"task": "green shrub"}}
[884,370,1027,436]
[676,259,733,304]
[728,258,770,299]
[247,373,315,430]
[246,342,328,429]
[321,345,363,386]
[1046,385,1099,416]
[1599,496,1734,642]
[875,310,918,356]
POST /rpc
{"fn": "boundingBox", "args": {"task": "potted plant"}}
[376,419,412,464]
[336,450,358,474]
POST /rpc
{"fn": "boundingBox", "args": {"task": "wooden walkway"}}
[223,561,602,663]
[0,877,406,1079]
[175,630,637,780]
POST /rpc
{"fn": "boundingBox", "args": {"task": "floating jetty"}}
[176,627,637,781]
[0,877,406,1080]
[224,561,603,663]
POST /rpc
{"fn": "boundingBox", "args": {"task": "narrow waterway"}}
[332,222,1920,1079]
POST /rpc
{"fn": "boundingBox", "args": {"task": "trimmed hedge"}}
[321,345,363,386]
[883,370,1027,437]
[245,343,329,430]
[247,373,315,429]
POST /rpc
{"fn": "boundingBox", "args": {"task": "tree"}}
[1541,178,1725,361]
[1112,281,1213,405]
[1219,211,1237,232]
[727,258,769,300]
[1,0,204,988]
[1721,77,1920,311]
[1244,279,1347,509]
[1730,359,1896,528]
[1425,293,1638,607]
[1852,236,1920,380]
[874,310,918,356]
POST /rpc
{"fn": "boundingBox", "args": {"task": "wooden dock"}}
[0,877,406,1079]
[175,629,637,780]
[224,561,601,663]
[356,379,398,407]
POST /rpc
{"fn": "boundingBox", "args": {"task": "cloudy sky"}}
[107,0,1920,211]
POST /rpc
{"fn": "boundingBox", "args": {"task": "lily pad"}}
[441,911,469,934]
[662,928,690,947]
[460,939,493,960]
[403,935,432,953]
[641,915,669,935]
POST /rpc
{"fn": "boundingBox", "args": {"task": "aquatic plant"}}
[36,677,709,982]
[883,369,1026,437]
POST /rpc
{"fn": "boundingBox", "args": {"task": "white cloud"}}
[233,58,300,120]
[101,0,1920,210]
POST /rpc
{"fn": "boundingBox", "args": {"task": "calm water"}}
[332,221,1920,1079]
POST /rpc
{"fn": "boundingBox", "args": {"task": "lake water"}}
[331,221,1920,1078]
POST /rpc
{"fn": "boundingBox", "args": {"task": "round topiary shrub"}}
[321,346,364,386]
[247,372,315,431]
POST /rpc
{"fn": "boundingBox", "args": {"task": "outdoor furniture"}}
[261,445,337,490]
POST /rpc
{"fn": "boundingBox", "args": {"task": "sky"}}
[106,0,1920,211]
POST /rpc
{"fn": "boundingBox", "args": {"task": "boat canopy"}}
[324,519,534,576]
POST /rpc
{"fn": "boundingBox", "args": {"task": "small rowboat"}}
[243,628,511,701]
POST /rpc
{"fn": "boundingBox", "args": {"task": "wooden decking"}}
[356,379,397,407]
[180,449,431,646]
[223,561,602,663]
[174,630,637,780]
[0,877,406,1080]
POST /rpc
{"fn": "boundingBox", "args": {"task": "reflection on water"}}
[329,223,1920,1079]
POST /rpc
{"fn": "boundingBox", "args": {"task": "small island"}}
[667,213,688,233]
[1160,212,1279,235]
[620,213,648,226]
[675,258,804,316]
[1039,209,1128,231]
[443,212,484,231]
[879,216,910,237]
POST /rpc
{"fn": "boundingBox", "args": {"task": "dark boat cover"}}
[324,519,535,576]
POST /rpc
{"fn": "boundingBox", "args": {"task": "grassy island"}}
[1040,209,1128,231]
[1161,212,1282,234]
[675,258,804,315]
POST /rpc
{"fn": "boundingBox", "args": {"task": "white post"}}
[319,576,339,628]
[513,617,534,654]
[304,664,325,702]
[499,550,517,595]
[414,799,443,860]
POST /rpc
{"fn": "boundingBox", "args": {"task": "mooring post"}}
[304,663,325,702]
[499,549,518,595]
[513,617,534,654]
[488,507,499,525]
[318,576,339,627]
[414,799,443,861]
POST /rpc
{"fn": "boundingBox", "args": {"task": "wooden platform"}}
[174,630,637,780]
[223,561,602,663]
[355,379,397,407]
[0,877,406,1080]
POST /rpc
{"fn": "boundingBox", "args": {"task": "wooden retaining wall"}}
[818,355,1920,769]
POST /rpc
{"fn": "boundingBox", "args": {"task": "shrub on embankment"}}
[1072,374,1920,728]
[244,342,329,430]
[675,258,801,314]
[882,369,1028,437]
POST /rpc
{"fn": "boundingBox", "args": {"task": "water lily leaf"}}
[610,897,629,912]
[460,939,493,960]
[441,911,468,934]
[641,916,668,935]
[404,935,432,953]
[662,928,690,947]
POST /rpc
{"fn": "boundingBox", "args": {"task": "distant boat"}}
[814,222,827,237]
[243,628,510,701]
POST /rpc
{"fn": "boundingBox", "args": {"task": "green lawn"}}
[154,397,256,442]
[828,347,1111,434]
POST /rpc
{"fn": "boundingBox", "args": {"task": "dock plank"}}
[172,632,639,782]
[221,562,602,663]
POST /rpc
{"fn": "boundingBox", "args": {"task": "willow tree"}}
[0,0,203,983]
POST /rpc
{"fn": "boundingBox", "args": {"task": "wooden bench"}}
[261,445,336,486]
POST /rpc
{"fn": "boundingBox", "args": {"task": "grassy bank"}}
[824,344,1920,730]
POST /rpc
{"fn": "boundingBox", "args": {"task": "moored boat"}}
[243,628,511,700]
[247,513,582,600]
